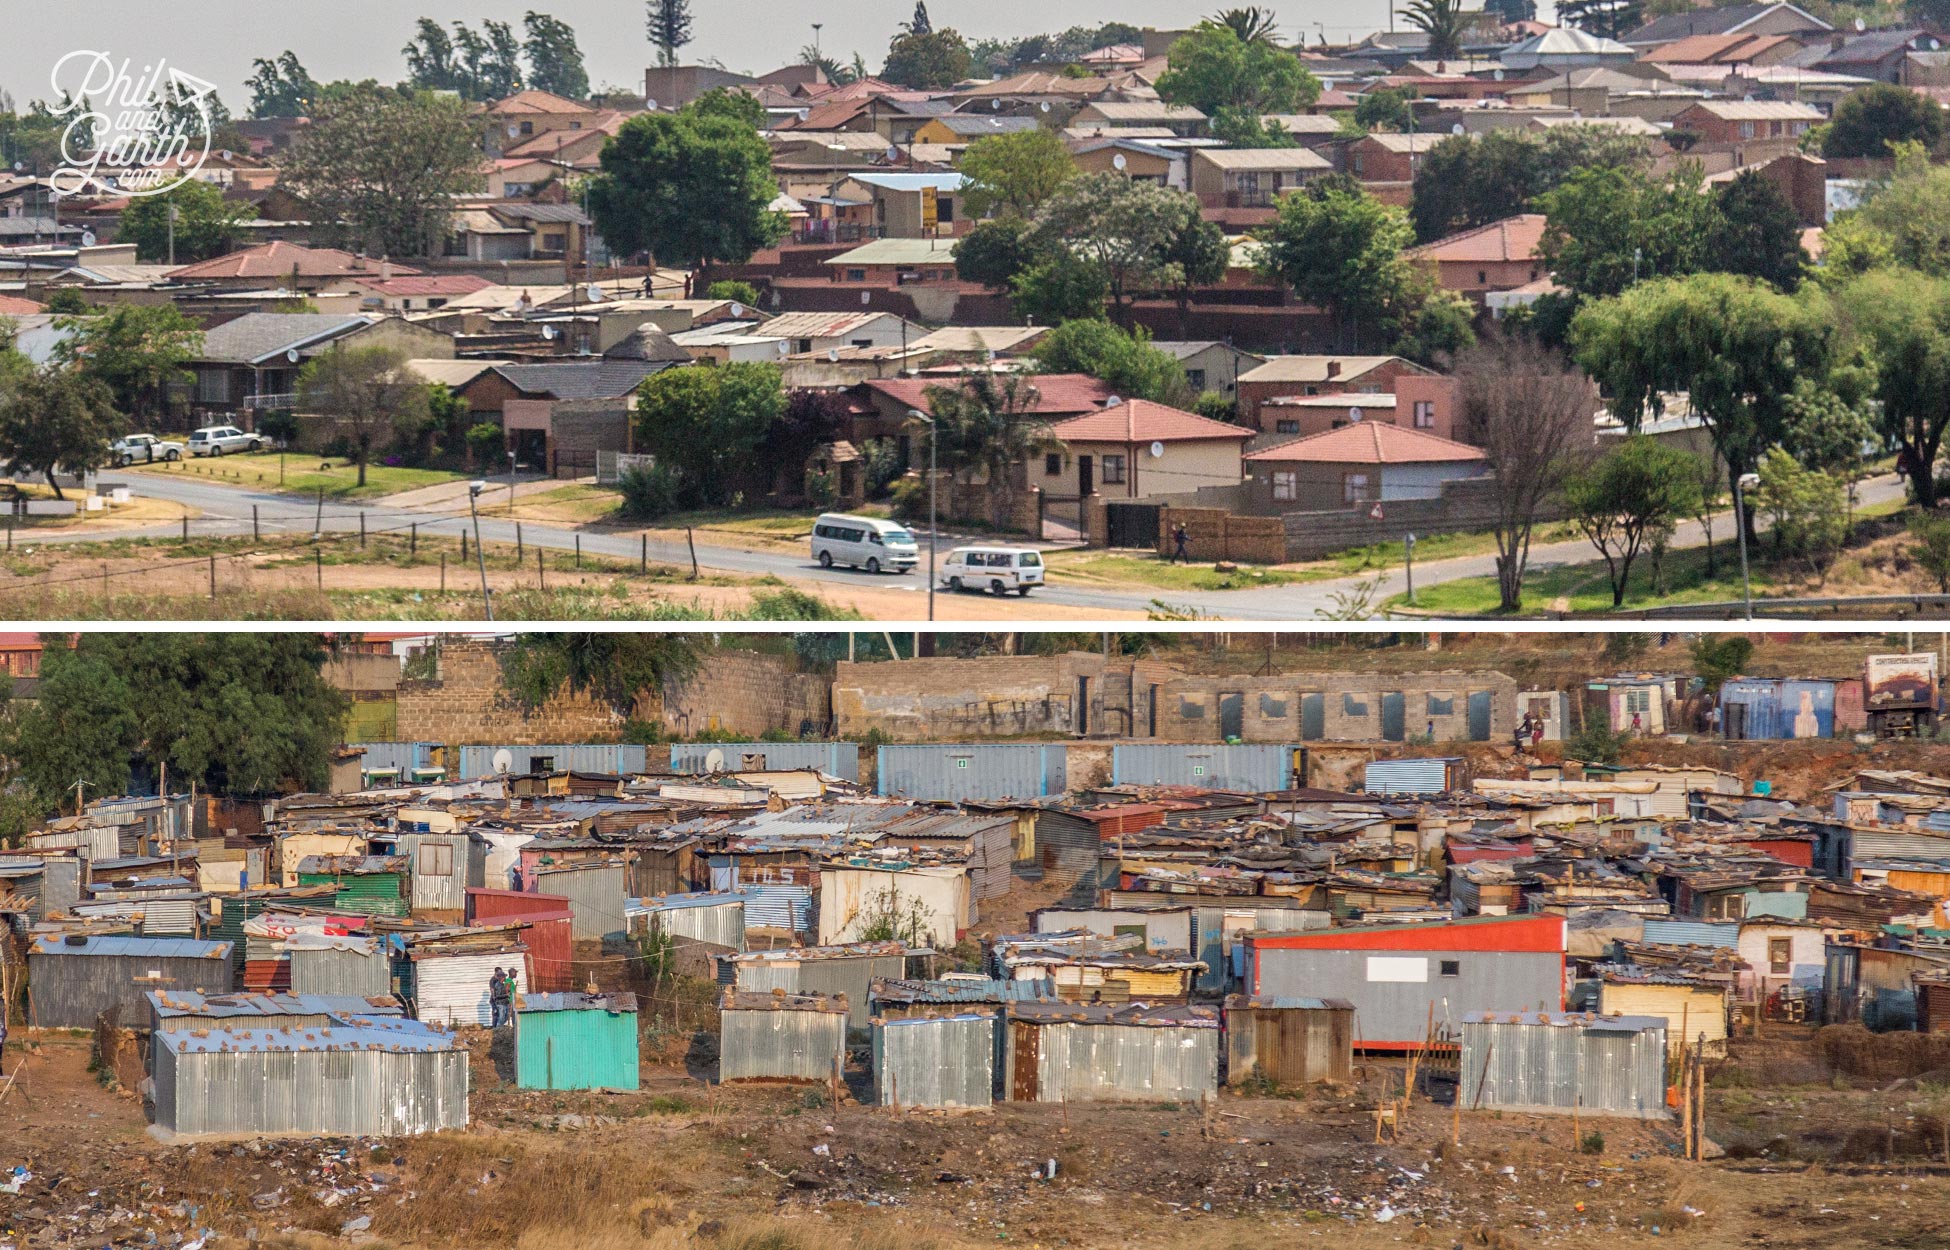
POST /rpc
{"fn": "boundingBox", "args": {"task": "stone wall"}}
[1153,669,1520,744]
[396,639,624,744]
[660,650,833,739]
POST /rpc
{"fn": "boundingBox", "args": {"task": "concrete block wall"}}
[834,653,1142,740]
[660,650,833,739]
[397,640,625,744]
[1154,670,1520,743]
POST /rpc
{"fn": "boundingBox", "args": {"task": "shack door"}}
[1467,691,1492,742]
[1010,1021,1041,1101]
[1218,692,1245,740]
[1300,692,1325,741]
[1380,691,1406,742]
[1724,701,1748,740]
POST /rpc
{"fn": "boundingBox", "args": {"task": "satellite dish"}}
[1451,123,1465,135]
[541,324,559,340]
[886,145,901,161]
[991,98,1002,110]
[704,747,725,773]
[507,124,520,137]
[798,108,811,121]
[1040,101,1051,113]
[729,302,745,318]
[776,339,789,355]
[1149,440,1165,458]
[492,748,514,774]
[1933,37,1944,50]
[285,348,301,364]
[1113,153,1128,170]
[220,149,233,162]
[646,98,659,111]
[10,162,20,173]
[586,283,604,301]
[1105,395,1123,406]
[80,230,97,247]
[827,348,840,362]
[861,290,872,305]
[1349,406,1364,422]
[1854,16,1866,30]
[1493,69,1504,82]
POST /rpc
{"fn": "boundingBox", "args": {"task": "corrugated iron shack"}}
[873,1013,994,1109]
[400,933,529,1027]
[1004,1001,1219,1103]
[718,990,848,1082]
[147,989,403,1036]
[530,861,629,943]
[151,1015,468,1137]
[287,933,392,998]
[723,943,915,1028]
[1460,1011,1670,1119]
[1364,757,1467,796]
[293,855,409,917]
[637,890,748,950]
[466,888,574,991]
[29,935,235,1028]
[370,830,485,917]
[1223,995,1354,1086]
[515,991,640,1091]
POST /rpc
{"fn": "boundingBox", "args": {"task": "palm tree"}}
[1400,0,1469,60]
[923,374,1061,532]
[1210,6,1282,43]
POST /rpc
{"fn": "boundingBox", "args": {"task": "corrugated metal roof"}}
[156,1020,459,1054]
[516,991,638,1014]
[31,935,231,960]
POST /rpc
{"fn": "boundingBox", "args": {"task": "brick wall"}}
[660,650,833,739]
[834,653,1151,740]
[1277,477,1566,561]
[1157,506,1288,565]
[397,639,624,744]
[1153,669,1520,743]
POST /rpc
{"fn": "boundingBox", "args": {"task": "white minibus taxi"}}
[940,546,1044,596]
[811,513,918,574]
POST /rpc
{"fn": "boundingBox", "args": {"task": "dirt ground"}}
[4,1028,1950,1250]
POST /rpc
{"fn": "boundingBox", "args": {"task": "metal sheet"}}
[1248,944,1563,1049]
[1460,1014,1669,1119]
[1111,744,1299,793]
[289,945,392,998]
[515,1000,640,1090]
[644,894,747,950]
[874,1014,994,1108]
[877,744,1062,802]
[154,1030,468,1136]
[1011,1019,1217,1103]
[669,742,860,781]
[412,952,528,1027]
[719,1006,846,1082]
[348,742,439,775]
[1363,758,1453,795]
[457,744,648,779]
[530,863,628,942]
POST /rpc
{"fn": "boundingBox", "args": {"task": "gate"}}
[1042,495,1083,542]
[1104,501,1162,549]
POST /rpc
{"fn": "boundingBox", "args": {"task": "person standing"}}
[488,966,510,1028]
[1516,713,1534,752]
[1171,524,1190,564]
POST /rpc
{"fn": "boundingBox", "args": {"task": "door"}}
[1380,691,1406,742]
[1724,702,1748,740]
[1010,1021,1041,1101]
[1300,693,1325,741]
[1077,455,1094,497]
[1218,692,1244,741]
[1467,691,1492,742]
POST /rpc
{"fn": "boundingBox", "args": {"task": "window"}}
[797,339,814,353]
[1427,693,1455,716]
[1100,454,1126,484]
[1044,453,1063,476]
[1413,400,1435,429]
[1343,472,1373,503]
[937,199,955,223]
[1476,270,1487,285]
[1625,687,1652,715]
[419,842,454,877]
[846,268,867,282]
[1768,937,1792,975]
[1272,470,1298,501]
[1186,369,1207,391]
[1276,419,1300,434]
[851,338,873,349]
[1439,959,1460,977]
[1740,121,1756,140]
[519,121,534,135]
[1113,924,1148,942]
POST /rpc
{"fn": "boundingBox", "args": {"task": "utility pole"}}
[468,481,493,621]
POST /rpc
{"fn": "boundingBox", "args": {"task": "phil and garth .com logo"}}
[46,51,217,197]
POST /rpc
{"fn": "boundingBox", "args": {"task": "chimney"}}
[379,257,393,281]
[351,251,367,272]
[1326,360,1341,379]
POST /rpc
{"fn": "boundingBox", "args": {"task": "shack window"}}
[1768,937,1791,975]
[1439,959,1460,977]
[1113,924,1148,943]
[419,842,454,877]
[1427,693,1455,716]
[1624,688,1651,715]
[1343,694,1369,718]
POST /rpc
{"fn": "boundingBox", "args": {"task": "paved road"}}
[63,470,1911,620]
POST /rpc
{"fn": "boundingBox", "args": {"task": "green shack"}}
[515,991,641,1091]
[295,854,411,917]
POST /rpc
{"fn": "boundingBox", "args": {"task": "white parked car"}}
[940,545,1044,596]
[111,433,185,465]
[187,425,262,457]
[810,513,918,574]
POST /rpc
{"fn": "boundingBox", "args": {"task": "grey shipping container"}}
[531,862,629,943]
[873,1014,994,1109]
[718,995,848,1082]
[877,744,1065,802]
[1111,744,1300,793]
[1460,1012,1670,1119]
[457,744,648,779]
[1363,757,1464,795]
[669,742,860,781]
[348,742,441,776]
[28,935,235,1028]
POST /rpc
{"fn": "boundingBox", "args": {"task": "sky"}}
[0,1,1421,112]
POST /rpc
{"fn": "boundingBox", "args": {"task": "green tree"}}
[923,374,1060,529]
[523,12,590,99]
[1538,164,1716,298]
[586,96,785,285]
[1156,22,1321,116]
[295,343,430,486]
[884,29,974,89]
[246,51,318,118]
[1702,168,1807,292]
[705,279,762,306]
[1557,0,1642,38]
[1257,175,1414,348]
[1393,276,1477,365]
[1754,445,1848,582]
[41,289,91,315]
[281,85,484,256]
[499,633,699,715]
[57,304,202,423]
[1028,174,1207,324]
[646,0,693,68]
[1824,144,1950,278]
[1355,86,1416,133]
[402,19,462,92]
[955,217,1036,290]
[1690,634,1754,695]
[1210,6,1283,42]
[403,19,524,100]
[1029,320,1194,405]
[1566,436,1703,606]
[1209,110,1299,148]
[1411,126,1651,243]
[1570,273,1831,544]
[119,180,257,264]
[1159,212,1230,337]
[1833,270,1950,505]
[1823,83,1945,158]
[1010,253,1110,323]
[1399,0,1470,59]
[1910,511,1950,592]
[958,129,1076,219]
[631,363,784,507]
[0,365,123,500]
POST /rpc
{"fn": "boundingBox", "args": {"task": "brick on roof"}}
[349,275,495,297]
[1049,399,1254,443]
[1244,422,1487,465]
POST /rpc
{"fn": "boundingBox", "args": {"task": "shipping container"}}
[457,744,649,780]
[1460,1011,1669,1119]
[28,935,234,1029]
[1111,744,1300,793]
[873,1013,994,1109]
[1003,1001,1219,1103]
[1363,757,1466,795]
[669,742,860,781]
[876,744,1066,802]
[1223,995,1354,1086]
[347,742,444,783]
[718,991,848,1082]
[514,992,640,1090]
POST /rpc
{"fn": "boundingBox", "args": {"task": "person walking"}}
[488,965,511,1028]
[1171,524,1190,564]
[1516,713,1534,752]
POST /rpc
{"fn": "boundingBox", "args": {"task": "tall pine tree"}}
[647,0,694,68]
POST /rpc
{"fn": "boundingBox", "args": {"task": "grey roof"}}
[930,115,1042,137]
[492,358,680,400]
[0,218,80,238]
[31,935,232,960]
[871,976,1057,1005]
[604,324,691,363]
[1805,28,1930,66]
[516,991,638,1013]
[1624,2,1828,44]
[155,1018,458,1054]
[491,202,592,225]
[194,313,373,365]
[148,991,404,1020]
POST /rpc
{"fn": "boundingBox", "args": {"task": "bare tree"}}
[1452,331,1597,613]
[296,343,430,487]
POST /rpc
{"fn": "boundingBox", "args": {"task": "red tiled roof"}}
[503,114,626,157]
[1245,422,1487,465]
[167,241,424,281]
[488,89,598,115]
[862,373,1117,416]
[1049,399,1253,444]
[0,295,44,315]
[1409,213,1547,264]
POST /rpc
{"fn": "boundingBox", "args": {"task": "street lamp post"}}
[1734,471,1760,619]
[468,480,493,621]
[907,408,937,622]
